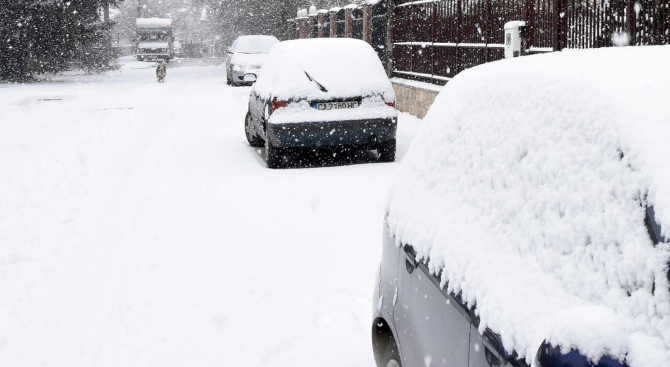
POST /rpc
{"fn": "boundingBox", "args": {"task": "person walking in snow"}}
[156,61,167,83]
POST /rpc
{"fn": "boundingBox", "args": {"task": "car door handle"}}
[482,329,508,367]
[405,259,415,274]
[403,245,417,274]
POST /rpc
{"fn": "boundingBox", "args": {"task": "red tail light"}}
[271,98,287,112]
[386,101,396,108]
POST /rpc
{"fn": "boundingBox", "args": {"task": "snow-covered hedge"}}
[252,38,394,103]
[386,46,670,367]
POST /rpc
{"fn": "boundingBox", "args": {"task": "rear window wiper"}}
[304,71,328,93]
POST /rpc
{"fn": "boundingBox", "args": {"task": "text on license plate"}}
[313,101,360,110]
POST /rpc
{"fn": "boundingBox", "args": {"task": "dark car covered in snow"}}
[243,38,397,168]
[372,47,670,367]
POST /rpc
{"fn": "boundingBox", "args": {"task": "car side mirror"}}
[243,73,257,83]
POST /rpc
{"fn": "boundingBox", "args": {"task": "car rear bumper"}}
[266,117,397,148]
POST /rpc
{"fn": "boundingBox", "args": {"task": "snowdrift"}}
[386,46,670,367]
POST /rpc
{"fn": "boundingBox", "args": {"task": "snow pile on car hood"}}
[386,46,670,367]
[230,53,268,71]
[252,38,394,102]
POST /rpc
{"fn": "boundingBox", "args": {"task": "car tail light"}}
[271,98,287,112]
[386,101,395,108]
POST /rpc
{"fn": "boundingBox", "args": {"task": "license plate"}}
[313,101,359,111]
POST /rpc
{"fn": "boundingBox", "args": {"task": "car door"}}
[248,92,259,120]
[394,245,472,367]
[226,40,237,70]
[250,95,266,136]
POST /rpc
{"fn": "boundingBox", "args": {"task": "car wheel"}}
[226,69,232,85]
[377,139,396,163]
[245,112,264,147]
[383,339,402,367]
[265,140,283,169]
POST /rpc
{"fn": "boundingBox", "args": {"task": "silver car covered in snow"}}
[225,35,279,87]
[372,46,670,367]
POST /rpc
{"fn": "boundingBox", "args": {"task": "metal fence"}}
[337,9,347,37]
[292,0,669,85]
[393,0,670,84]
[353,8,364,39]
[372,1,390,62]
[293,3,390,64]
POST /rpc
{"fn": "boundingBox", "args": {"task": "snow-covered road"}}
[0,58,419,366]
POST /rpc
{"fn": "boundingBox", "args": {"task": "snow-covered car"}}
[225,35,279,87]
[373,46,670,367]
[244,38,397,168]
[173,40,184,58]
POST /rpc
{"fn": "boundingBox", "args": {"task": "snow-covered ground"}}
[0,57,420,366]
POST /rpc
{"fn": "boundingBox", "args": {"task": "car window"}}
[538,342,628,367]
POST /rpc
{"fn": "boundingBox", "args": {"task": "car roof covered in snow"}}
[386,46,670,367]
[232,35,279,54]
[138,42,168,48]
[252,38,394,102]
[136,18,172,29]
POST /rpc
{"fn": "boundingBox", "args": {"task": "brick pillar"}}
[362,5,372,44]
[345,9,353,38]
[330,13,337,37]
[299,18,309,39]
[318,13,324,38]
